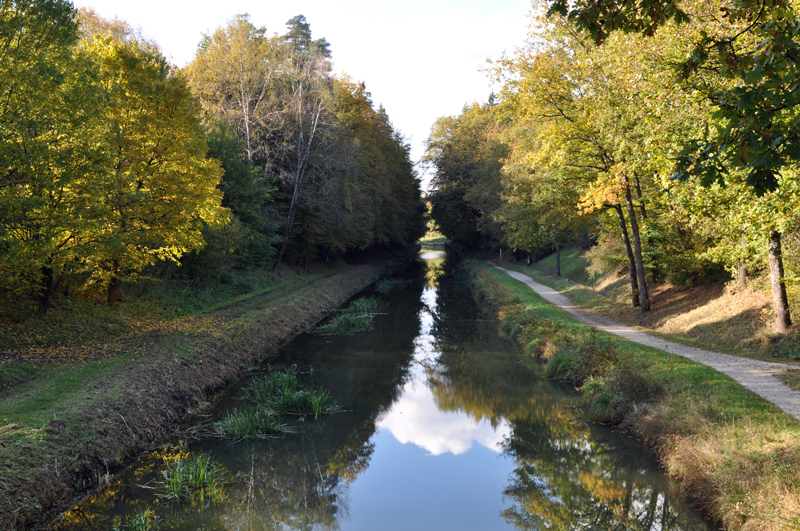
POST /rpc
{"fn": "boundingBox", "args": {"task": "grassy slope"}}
[500,249,797,361]
[0,264,381,530]
[470,261,800,531]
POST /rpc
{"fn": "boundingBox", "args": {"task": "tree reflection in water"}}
[425,314,712,531]
[57,254,713,531]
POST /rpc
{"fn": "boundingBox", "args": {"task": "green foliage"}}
[160,453,229,505]
[213,409,289,439]
[0,8,227,309]
[112,506,160,531]
[374,278,406,294]
[247,368,338,417]
[316,297,379,334]
[424,103,507,250]
[187,17,424,269]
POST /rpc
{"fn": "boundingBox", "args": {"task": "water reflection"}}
[57,251,713,531]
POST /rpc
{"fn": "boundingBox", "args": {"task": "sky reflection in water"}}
[57,250,714,531]
[377,264,511,457]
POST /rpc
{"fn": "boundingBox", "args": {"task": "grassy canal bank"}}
[0,264,380,530]
[467,261,800,531]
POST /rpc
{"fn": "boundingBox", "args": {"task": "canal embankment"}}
[467,260,800,531]
[0,264,381,530]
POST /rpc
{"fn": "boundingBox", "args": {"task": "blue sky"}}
[74,0,532,185]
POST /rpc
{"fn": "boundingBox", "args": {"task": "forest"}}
[425,0,800,337]
[0,0,425,312]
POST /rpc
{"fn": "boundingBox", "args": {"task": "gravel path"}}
[489,263,800,420]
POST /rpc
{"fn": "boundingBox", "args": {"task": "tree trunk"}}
[768,230,792,333]
[738,233,748,288]
[610,203,639,307]
[526,252,532,267]
[37,265,54,312]
[623,178,650,312]
[554,232,561,277]
[634,173,647,219]
[274,172,303,272]
[107,260,120,305]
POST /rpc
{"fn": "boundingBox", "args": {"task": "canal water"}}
[58,250,714,530]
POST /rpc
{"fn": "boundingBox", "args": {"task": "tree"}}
[284,14,331,59]
[0,0,107,310]
[493,12,654,310]
[548,0,800,196]
[424,103,507,251]
[187,14,289,166]
[496,122,590,277]
[84,36,228,304]
[272,48,334,270]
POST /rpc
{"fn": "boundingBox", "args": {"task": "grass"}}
[246,368,338,417]
[777,369,800,391]
[500,250,800,362]
[212,409,290,439]
[112,506,160,531]
[374,277,407,294]
[419,230,445,245]
[160,452,230,505]
[316,296,379,334]
[0,268,311,353]
[468,260,800,531]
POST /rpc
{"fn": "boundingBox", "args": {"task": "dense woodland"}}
[0,0,425,311]
[425,0,800,334]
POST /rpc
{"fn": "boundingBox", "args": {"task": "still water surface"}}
[59,251,714,530]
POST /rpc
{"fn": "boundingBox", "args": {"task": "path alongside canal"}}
[489,262,800,420]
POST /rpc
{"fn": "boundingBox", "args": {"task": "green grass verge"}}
[419,234,446,245]
[530,248,592,283]
[496,260,780,360]
[468,260,800,531]
[0,268,317,352]
[777,369,800,392]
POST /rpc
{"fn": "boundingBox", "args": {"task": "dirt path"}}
[489,263,800,420]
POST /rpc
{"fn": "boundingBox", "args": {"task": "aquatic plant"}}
[248,369,299,403]
[112,506,160,531]
[375,278,406,293]
[213,409,289,439]
[316,296,379,333]
[160,453,229,505]
[247,368,339,417]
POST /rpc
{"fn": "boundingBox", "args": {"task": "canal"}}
[57,250,714,530]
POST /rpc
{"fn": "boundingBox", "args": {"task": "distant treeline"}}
[0,1,425,310]
[424,0,800,333]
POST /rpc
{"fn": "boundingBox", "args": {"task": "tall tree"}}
[85,36,228,303]
[424,103,507,251]
[493,12,654,310]
[0,0,106,310]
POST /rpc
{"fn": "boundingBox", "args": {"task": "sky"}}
[73,0,533,186]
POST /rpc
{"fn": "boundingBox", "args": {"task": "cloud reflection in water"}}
[377,281,510,457]
[377,381,510,455]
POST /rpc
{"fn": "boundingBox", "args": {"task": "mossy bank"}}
[467,261,800,531]
[0,265,380,530]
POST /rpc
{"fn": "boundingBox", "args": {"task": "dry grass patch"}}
[499,251,800,361]
[664,424,800,531]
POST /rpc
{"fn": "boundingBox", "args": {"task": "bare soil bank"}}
[0,265,380,530]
